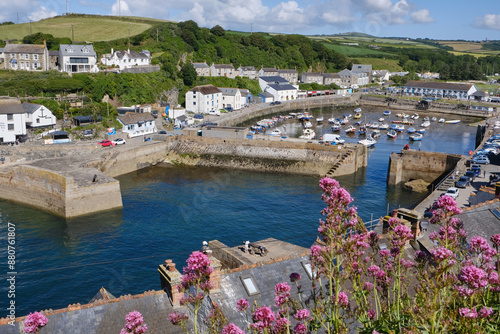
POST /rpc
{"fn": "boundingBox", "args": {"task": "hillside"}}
[0,15,156,42]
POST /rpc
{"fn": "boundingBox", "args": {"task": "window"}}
[25,54,29,60]
[34,54,38,60]
[10,53,15,58]
[69,57,89,64]
[33,63,38,69]
[240,275,259,296]
[7,114,13,120]
[20,62,24,69]
[301,261,316,279]
[37,119,40,123]
[193,101,196,105]
[127,125,134,130]
[8,124,14,130]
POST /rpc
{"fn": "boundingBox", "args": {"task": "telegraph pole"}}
[66,0,69,14]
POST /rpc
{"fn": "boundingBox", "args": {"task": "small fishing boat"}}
[411,113,419,120]
[358,135,376,147]
[395,124,405,132]
[268,129,282,136]
[421,121,431,128]
[431,117,437,122]
[299,112,313,120]
[370,122,380,129]
[423,117,430,122]
[379,123,389,130]
[383,110,391,116]
[407,127,416,134]
[328,117,336,123]
[445,120,461,124]
[299,129,316,140]
[345,125,356,133]
[387,130,397,138]
[438,118,445,123]
[316,116,324,123]
[303,121,313,128]
[343,113,352,119]
[331,124,342,132]
[379,117,385,122]
[392,120,403,124]
[417,128,426,134]
[354,108,362,113]
[355,120,363,126]
[371,131,381,139]
[359,126,367,136]
[409,133,423,141]
[354,112,362,119]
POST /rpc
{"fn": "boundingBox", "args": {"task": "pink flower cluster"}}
[24,311,48,333]
[294,309,310,321]
[184,251,212,275]
[222,323,245,334]
[121,310,147,334]
[168,311,188,325]
[274,282,291,307]
[430,246,454,262]
[236,298,249,312]
[491,234,500,247]
[459,307,478,319]
[337,291,349,307]
[251,306,276,331]
[458,265,488,290]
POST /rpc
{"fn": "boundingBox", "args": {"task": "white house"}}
[101,49,150,71]
[259,76,297,102]
[117,113,157,138]
[59,44,99,74]
[22,103,57,128]
[219,88,242,110]
[258,67,278,77]
[185,85,222,114]
[258,76,289,91]
[0,99,27,144]
[402,81,477,100]
[237,66,257,79]
[371,70,390,83]
[192,62,210,77]
[210,64,236,78]
[300,72,324,85]
[278,69,298,85]
[337,69,368,88]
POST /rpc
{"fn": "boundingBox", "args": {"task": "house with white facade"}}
[192,62,210,77]
[337,69,369,88]
[117,113,157,138]
[59,44,98,74]
[258,67,278,77]
[3,43,49,71]
[0,98,27,144]
[323,73,342,86]
[402,81,477,100]
[185,85,222,114]
[371,70,390,83]
[259,76,297,102]
[22,103,57,129]
[210,63,236,78]
[101,49,150,71]
[300,72,324,85]
[239,89,253,106]
[278,69,298,84]
[219,88,242,110]
[237,66,257,79]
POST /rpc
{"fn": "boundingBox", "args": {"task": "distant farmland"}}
[0,15,153,42]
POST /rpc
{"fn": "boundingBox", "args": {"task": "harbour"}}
[0,103,479,317]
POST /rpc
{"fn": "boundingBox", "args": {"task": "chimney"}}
[158,259,183,307]
[111,48,114,55]
[4,39,9,45]
[43,40,46,47]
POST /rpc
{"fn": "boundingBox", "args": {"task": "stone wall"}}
[387,149,463,185]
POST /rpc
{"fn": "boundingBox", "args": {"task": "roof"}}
[176,115,188,121]
[112,50,149,59]
[472,91,487,97]
[259,92,274,98]
[268,83,297,91]
[190,85,222,95]
[212,63,235,69]
[219,88,240,96]
[4,44,46,54]
[323,73,341,78]
[239,89,250,97]
[118,113,155,125]
[301,72,323,78]
[192,62,209,69]
[260,67,277,72]
[89,287,116,303]
[59,44,97,57]
[278,69,297,74]
[351,64,372,73]
[238,66,256,71]
[405,81,474,91]
[455,199,500,244]
[338,69,354,76]
[259,76,289,84]
[22,102,42,114]
[0,102,24,114]
[48,50,59,57]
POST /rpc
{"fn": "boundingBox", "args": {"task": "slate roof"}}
[22,102,42,114]
[118,113,155,125]
[192,62,209,68]
[260,67,277,72]
[259,91,274,98]
[259,76,289,84]
[0,102,24,114]
[49,50,59,57]
[213,63,235,69]
[238,66,256,71]
[338,69,354,76]
[268,83,297,91]
[4,44,46,54]
[190,85,222,95]
[176,115,188,121]
[455,199,500,243]
[239,89,250,97]
[301,72,323,78]
[405,81,474,91]
[59,44,97,57]
[113,50,149,59]
[351,64,372,73]
[278,69,297,74]
[219,88,240,96]
[323,73,341,78]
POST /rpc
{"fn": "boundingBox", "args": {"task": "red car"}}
[98,140,114,147]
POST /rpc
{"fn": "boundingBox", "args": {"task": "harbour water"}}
[0,106,478,317]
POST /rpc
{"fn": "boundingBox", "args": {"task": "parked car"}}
[455,176,471,188]
[470,164,481,177]
[274,101,281,105]
[270,102,276,106]
[98,140,113,147]
[472,155,490,164]
[112,138,126,145]
[158,130,167,134]
[193,114,204,119]
[225,107,233,112]
[208,110,220,116]
[444,187,460,199]
[464,170,475,182]
[83,129,93,138]
[152,110,158,118]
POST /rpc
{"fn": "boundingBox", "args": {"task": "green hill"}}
[0,15,157,42]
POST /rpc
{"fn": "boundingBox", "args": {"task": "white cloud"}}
[111,0,131,16]
[360,0,393,11]
[475,14,500,30]
[410,9,434,23]
[28,6,57,21]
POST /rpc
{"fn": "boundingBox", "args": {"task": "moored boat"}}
[439,118,445,123]
[387,130,397,138]
[370,131,381,139]
[423,116,430,122]
[303,121,313,128]
[383,110,391,116]
[355,120,363,126]
[379,123,389,130]
[299,128,316,140]
[409,133,423,141]
[359,126,367,136]
[421,121,431,128]
[417,128,426,134]
[354,108,362,113]
[379,117,385,122]
[345,125,356,133]
[328,117,336,123]
[268,129,283,136]
[431,117,437,122]
[444,120,461,124]
[331,124,342,132]
[316,116,324,123]
[407,127,416,134]
[354,112,362,119]
[395,124,405,132]
[358,135,376,147]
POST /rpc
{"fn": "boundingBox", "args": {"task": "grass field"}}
[0,16,153,42]
[321,42,393,56]
[348,57,402,71]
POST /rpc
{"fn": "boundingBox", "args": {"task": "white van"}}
[323,134,345,145]
[208,110,220,116]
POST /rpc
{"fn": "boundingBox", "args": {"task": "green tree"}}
[210,25,225,37]
[180,63,197,86]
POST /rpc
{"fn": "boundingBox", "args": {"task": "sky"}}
[0,0,499,41]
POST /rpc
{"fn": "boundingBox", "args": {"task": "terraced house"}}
[3,43,49,71]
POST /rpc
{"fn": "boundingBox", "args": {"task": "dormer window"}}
[82,47,89,53]
[66,47,74,53]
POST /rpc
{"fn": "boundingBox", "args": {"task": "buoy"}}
[469,150,473,155]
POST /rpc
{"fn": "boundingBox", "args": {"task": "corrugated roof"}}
[118,113,155,125]
[22,102,42,114]
[190,85,221,95]
[405,81,473,91]
[4,44,46,54]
